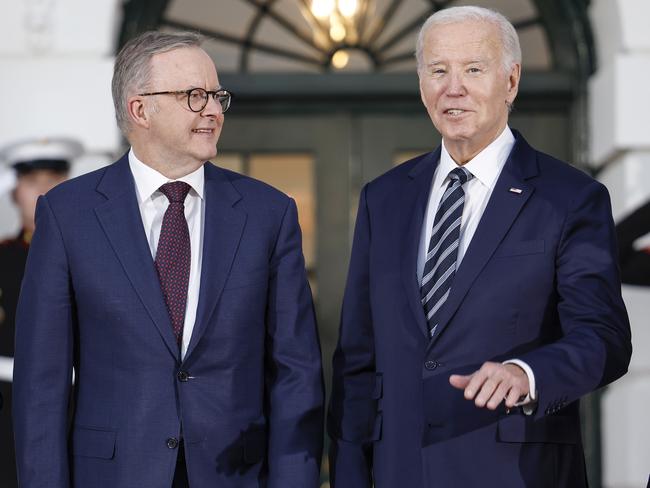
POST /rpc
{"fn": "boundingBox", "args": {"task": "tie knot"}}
[449,167,473,185]
[159,181,191,203]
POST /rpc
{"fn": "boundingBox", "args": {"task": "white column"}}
[589,1,650,487]
[0,0,123,235]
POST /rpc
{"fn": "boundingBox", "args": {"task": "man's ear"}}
[127,96,150,130]
[506,63,521,105]
[418,72,428,108]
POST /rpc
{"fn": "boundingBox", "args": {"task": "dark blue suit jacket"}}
[328,132,631,487]
[13,155,324,487]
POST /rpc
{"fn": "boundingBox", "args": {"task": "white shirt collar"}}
[438,126,515,190]
[128,148,205,203]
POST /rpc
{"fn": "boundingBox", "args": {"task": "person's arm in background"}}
[616,200,650,286]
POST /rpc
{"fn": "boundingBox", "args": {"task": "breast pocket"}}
[223,267,269,291]
[494,239,545,258]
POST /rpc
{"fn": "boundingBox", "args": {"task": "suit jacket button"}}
[177,371,189,382]
[424,360,438,370]
[166,437,179,449]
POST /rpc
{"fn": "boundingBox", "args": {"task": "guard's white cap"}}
[0,137,83,195]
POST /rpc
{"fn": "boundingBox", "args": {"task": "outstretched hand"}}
[449,362,530,410]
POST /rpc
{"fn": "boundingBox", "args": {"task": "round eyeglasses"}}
[138,87,232,113]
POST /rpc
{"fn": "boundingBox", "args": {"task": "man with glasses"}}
[13,31,324,488]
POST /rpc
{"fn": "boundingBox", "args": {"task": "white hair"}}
[415,6,522,74]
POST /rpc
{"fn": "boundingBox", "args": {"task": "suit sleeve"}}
[265,198,324,488]
[13,195,74,487]
[327,185,377,488]
[519,180,632,418]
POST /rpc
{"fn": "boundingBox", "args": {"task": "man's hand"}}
[449,362,530,410]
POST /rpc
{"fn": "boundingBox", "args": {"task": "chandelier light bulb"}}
[332,50,350,69]
[338,0,358,18]
[311,0,335,19]
[330,19,347,42]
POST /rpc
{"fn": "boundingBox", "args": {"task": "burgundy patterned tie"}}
[155,181,192,345]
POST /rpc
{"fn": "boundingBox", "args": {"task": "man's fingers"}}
[464,363,495,400]
[487,382,511,410]
[449,374,472,389]
[449,362,531,410]
[474,377,499,407]
[505,384,523,408]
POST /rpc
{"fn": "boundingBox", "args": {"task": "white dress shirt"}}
[129,149,205,359]
[417,126,537,409]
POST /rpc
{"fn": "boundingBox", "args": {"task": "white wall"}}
[590,1,650,486]
[0,0,122,237]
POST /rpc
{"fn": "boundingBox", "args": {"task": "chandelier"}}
[299,0,375,69]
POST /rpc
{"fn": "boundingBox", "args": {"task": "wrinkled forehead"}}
[149,46,219,87]
[423,20,504,62]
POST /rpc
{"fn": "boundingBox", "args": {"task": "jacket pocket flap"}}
[495,239,545,257]
[342,372,383,399]
[72,426,116,459]
[497,414,578,444]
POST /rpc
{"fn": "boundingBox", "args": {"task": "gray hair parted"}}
[415,6,522,74]
[112,30,204,135]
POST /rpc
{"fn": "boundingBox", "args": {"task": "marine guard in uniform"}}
[0,138,81,488]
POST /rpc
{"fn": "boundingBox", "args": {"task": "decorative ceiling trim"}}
[117,0,595,77]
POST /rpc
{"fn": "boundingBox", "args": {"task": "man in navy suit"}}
[328,6,631,487]
[13,31,324,487]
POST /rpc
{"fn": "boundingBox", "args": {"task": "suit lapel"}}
[426,132,539,350]
[184,164,246,360]
[400,150,440,339]
[94,155,180,360]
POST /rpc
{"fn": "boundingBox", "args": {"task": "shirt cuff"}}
[503,358,537,415]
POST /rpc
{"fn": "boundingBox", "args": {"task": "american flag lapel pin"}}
[509,187,523,194]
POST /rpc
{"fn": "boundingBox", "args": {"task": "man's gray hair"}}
[415,6,521,74]
[112,30,204,135]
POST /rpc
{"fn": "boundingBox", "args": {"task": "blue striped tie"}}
[421,166,473,338]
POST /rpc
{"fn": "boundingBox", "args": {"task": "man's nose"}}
[202,94,223,116]
[446,71,466,96]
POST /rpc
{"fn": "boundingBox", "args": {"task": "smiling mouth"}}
[192,128,214,134]
[444,109,468,116]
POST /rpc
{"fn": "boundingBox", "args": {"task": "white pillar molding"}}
[0,0,122,57]
[589,0,650,169]
[589,1,650,487]
[0,0,122,235]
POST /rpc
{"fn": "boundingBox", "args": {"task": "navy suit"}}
[13,155,324,487]
[328,132,631,487]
